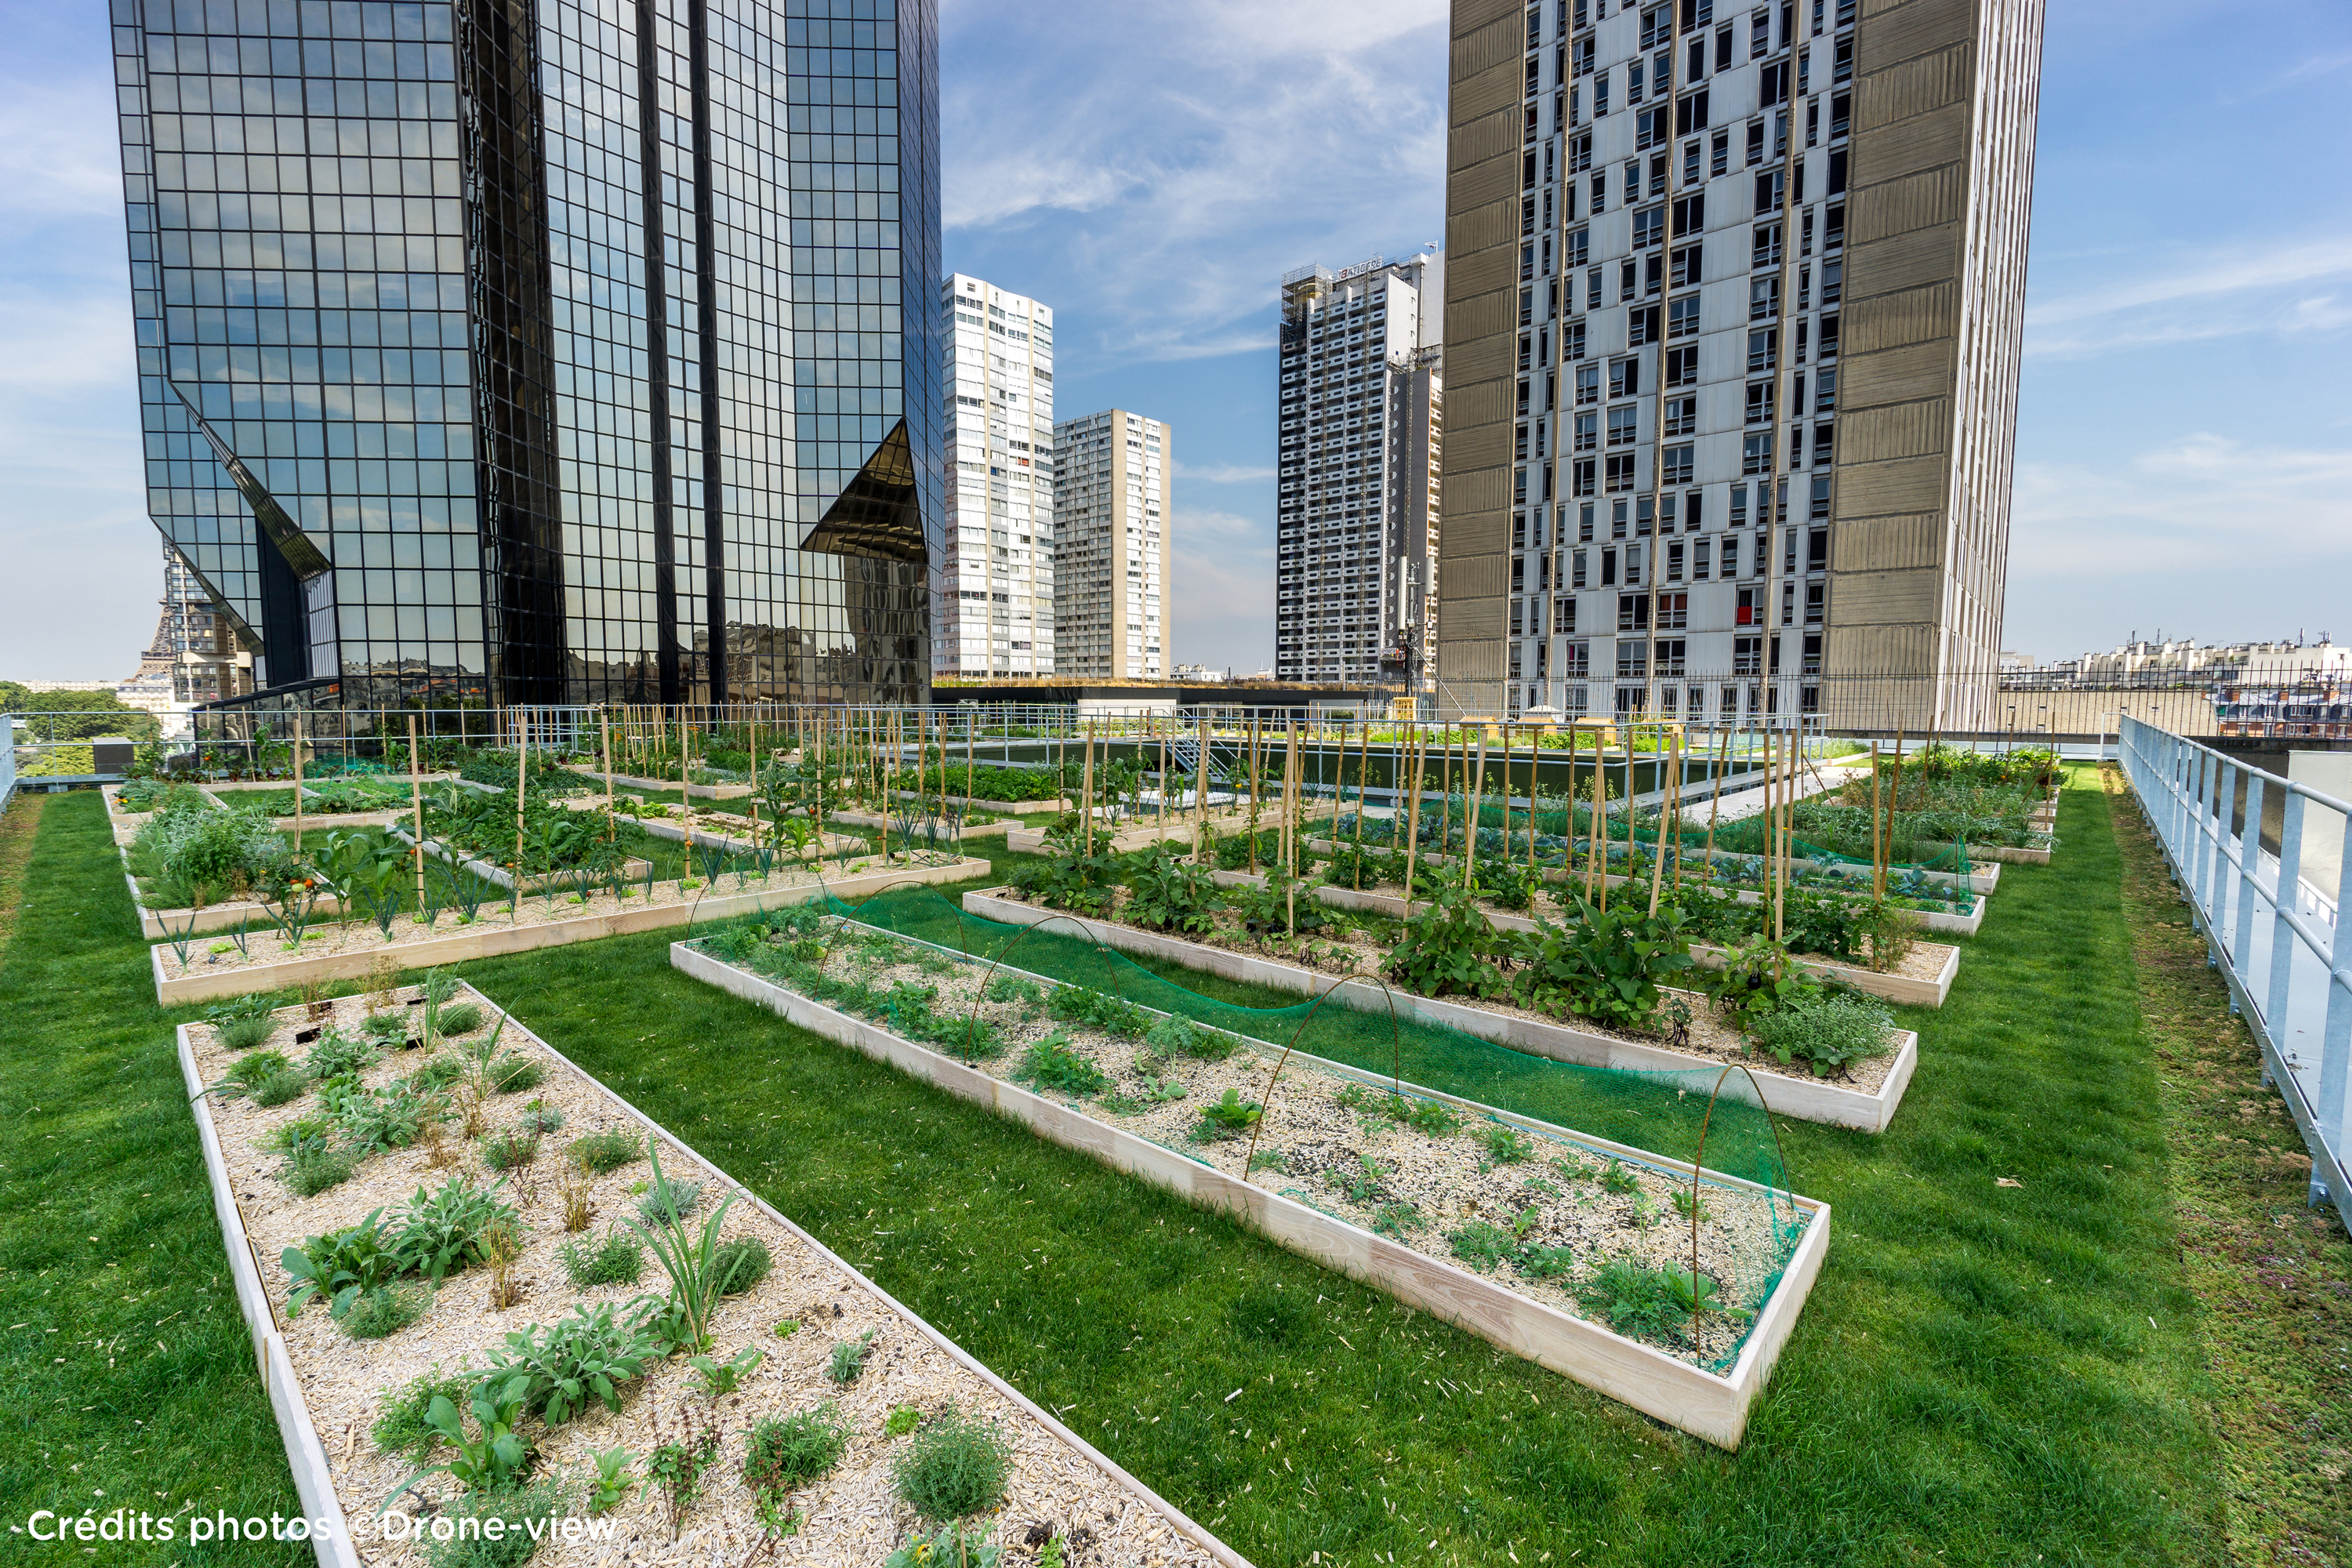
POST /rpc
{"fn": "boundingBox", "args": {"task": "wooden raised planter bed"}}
[1207,869,1961,1008]
[561,763,753,800]
[150,855,990,1006]
[675,942,1831,1450]
[833,808,1012,842]
[1006,812,1253,856]
[960,889,1919,1134]
[180,986,1247,1568]
[893,789,1069,815]
[387,826,655,894]
[1304,839,1985,937]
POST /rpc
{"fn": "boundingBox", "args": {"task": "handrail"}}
[2118,716,2352,1224]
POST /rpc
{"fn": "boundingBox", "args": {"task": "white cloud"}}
[0,74,125,226]
[1177,460,1276,485]
[2024,237,2352,358]
[2012,433,2352,579]
[942,0,1447,363]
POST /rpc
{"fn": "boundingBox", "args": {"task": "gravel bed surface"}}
[190,988,1219,1567]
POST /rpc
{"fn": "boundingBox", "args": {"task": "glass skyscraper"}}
[111,0,938,710]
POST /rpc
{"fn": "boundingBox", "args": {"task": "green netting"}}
[684,876,1814,1378]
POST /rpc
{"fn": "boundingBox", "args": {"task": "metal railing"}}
[2119,716,2352,1221]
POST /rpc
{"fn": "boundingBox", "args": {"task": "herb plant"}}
[372,1369,473,1457]
[283,1212,400,1319]
[892,1406,1014,1522]
[568,1129,643,1174]
[1745,989,1898,1076]
[476,1301,665,1424]
[686,1344,764,1396]
[556,1229,643,1288]
[1016,1033,1109,1096]
[827,1330,875,1385]
[585,1448,635,1515]
[340,1283,430,1339]
[744,1403,851,1518]
[1196,1087,1263,1138]
[390,1176,519,1282]
[618,1144,740,1355]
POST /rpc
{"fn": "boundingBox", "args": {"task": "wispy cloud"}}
[1177,460,1277,485]
[2013,433,2352,579]
[942,0,1446,365]
[2024,237,2352,358]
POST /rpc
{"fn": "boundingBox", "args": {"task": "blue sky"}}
[3,0,2348,681]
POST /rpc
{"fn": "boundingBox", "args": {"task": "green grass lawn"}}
[0,769,2336,1564]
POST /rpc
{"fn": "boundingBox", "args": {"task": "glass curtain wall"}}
[113,0,937,710]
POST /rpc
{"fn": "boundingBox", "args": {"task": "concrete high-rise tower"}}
[1052,410,1171,681]
[938,274,1056,678]
[1437,0,2039,726]
[1274,253,1443,693]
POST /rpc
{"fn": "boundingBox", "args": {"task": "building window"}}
[1711,128,1730,175]
[1629,305,1663,345]
[1616,640,1649,680]
[1554,597,1577,633]
[1607,407,1638,446]
[1571,549,1589,587]
[1733,633,1762,673]
[1617,592,1650,631]
[1671,235,1704,285]
[1574,412,1599,451]
[1562,639,1590,675]
[1663,443,1693,483]
[1666,541,1684,581]
[1752,222,1783,268]
[1694,536,1712,579]
[1664,396,1697,435]
[1657,637,1688,676]
[1668,296,1700,339]
[1571,458,1596,496]
[1609,358,1640,399]
[1664,346,1699,387]
[1745,382,1776,425]
[1605,452,1638,491]
[1576,364,1601,405]
[1747,328,1777,372]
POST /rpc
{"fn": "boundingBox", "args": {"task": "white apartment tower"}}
[1275,252,1446,689]
[939,274,1058,678]
[1052,411,1171,680]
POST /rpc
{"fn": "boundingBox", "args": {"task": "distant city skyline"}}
[2,0,2347,683]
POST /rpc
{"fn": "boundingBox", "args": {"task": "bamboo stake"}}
[1462,734,1486,890]
[1081,721,1095,858]
[408,715,426,911]
[1870,738,1884,898]
[514,710,529,867]
[1402,727,1427,914]
[601,710,615,843]
[1647,726,1676,915]
[291,713,305,855]
[1284,721,1300,936]
[1669,723,1688,891]
[1198,710,1210,864]
[1353,718,1368,888]
[1247,717,1261,875]
[1585,726,1604,902]
[1157,717,1168,840]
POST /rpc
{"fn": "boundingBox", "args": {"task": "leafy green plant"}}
[372,1369,472,1457]
[1672,1188,1715,1222]
[1446,1221,1512,1272]
[892,1405,1014,1522]
[585,1447,635,1515]
[283,1211,400,1319]
[619,1144,741,1355]
[982,974,1043,1006]
[434,1003,485,1036]
[341,1283,430,1339]
[1746,989,1899,1076]
[476,1301,665,1424]
[333,1080,443,1155]
[481,1129,539,1171]
[1338,1154,1388,1205]
[1598,1161,1641,1196]
[1384,883,1503,998]
[304,1027,379,1080]
[711,1236,772,1295]
[385,1384,534,1502]
[1370,1201,1422,1238]
[1143,1012,1236,1061]
[517,1099,564,1134]
[884,1405,924,1438]
[827,1330,875,1385]
[390,1176,518,1283]
[557,1229,644,1288]
[744,1404,851,1523]
[209,1048,292,1100]
[1196,1087,1263,1139]
[1479,1122,1536,1163]
[483,1052,543,1094]
[285,1144,358,1195]
[253,1068,310,1109]
[1698,938,1823,1029]
[687,1344,765,1396]
[568,1129,643,1174]
[1508,897,1695,1032]
[212,1011,278,1051]
[637,1175,705,1221]
[641,1414,723,1538]
[1123,851,1220,934]
[1016,1033,1109,1096]
[419,1475,569,1568]
[1045,984,1149,1038]
[1574,1259,1731,1341]
[885,1523,1003,1568]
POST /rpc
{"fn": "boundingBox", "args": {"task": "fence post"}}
[2268,792,2306,1036]
[2234,771,2263,980]
[2319,844,2352,1181]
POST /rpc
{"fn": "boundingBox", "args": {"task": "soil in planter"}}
[187,989,1219,1567]
[695,920,1812,1374]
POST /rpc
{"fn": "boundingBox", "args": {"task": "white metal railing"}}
[0,715,16,812]
[2119,716,2352,1218]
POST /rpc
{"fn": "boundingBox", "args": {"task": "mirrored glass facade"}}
[113,0,938,710]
